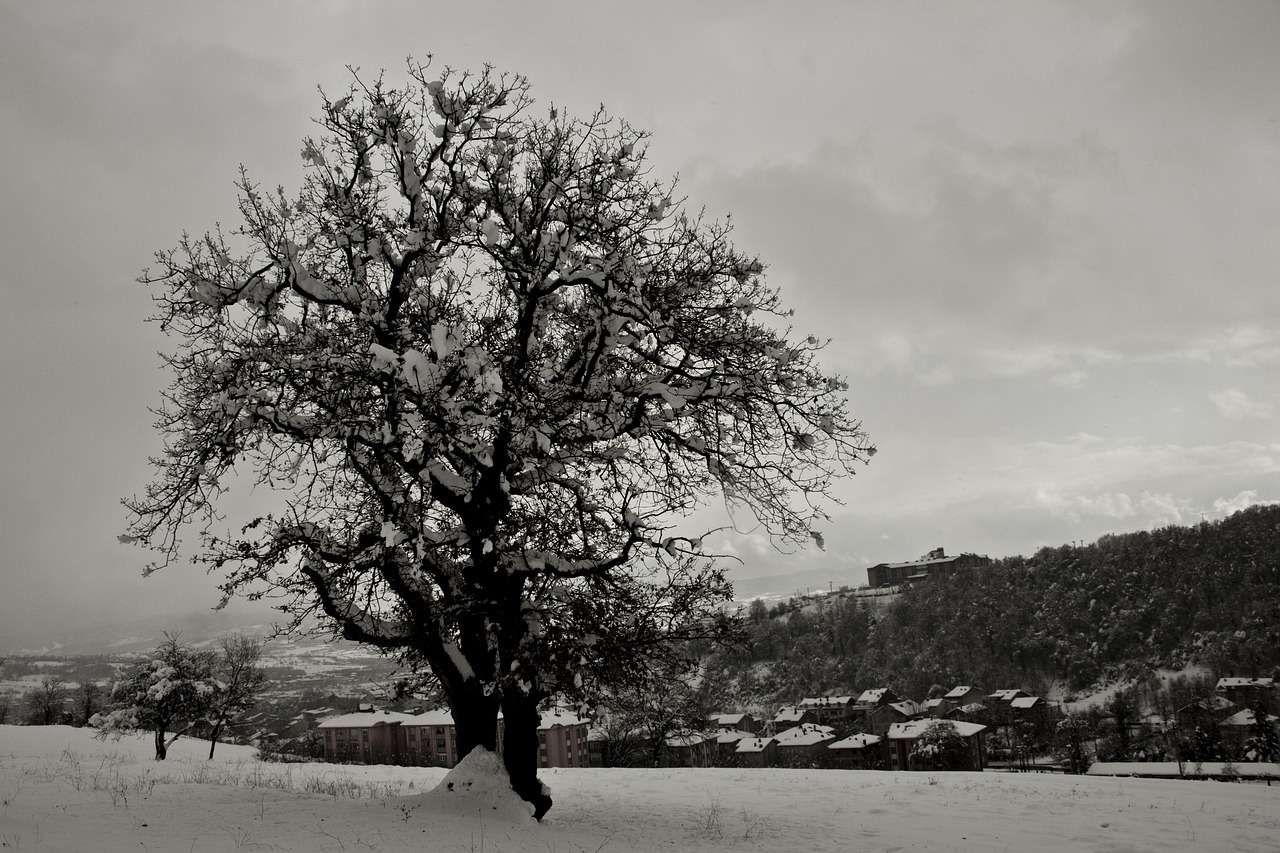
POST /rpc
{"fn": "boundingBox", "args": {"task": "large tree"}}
[124,59,872,817]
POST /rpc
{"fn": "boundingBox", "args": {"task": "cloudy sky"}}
[2,1,1278,643]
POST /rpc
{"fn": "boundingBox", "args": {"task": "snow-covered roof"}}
[829,733,881,750]
[923,698,947,710]
[1010,696,1043,709]
[318,710,421,728]
[1220,709,1279,727]
[856,688,890,704]
[887,700,922,716]
[799,695,855,708]
[988,689,1026,702]
[664,731,713,748]
[1180,695,1236,713]
[772,706,808,722]
[408,709,456,727]
[712,712,749,726]
[944,686,977,699]
[540,709,588,728]
[1216,677,1275,690]
[774,724,836,746]
[953,702,988,715]
[735,736,776,754]
[716,730,748,745]
[886,720,986,740]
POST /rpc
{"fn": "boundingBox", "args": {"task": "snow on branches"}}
[124,57,873,816]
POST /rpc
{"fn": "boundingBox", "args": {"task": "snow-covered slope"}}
[2,725,1277,851]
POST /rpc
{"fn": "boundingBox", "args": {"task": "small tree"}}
[205,634,267,758]
[1243,692,1279,762]
[76,681,104,727]
[607,654,719,767]
[94,636,219,759]
[909,720,968,770]
[24,675,67,725]
[123,58,872,817]
[1108,687,1138,759]
[1056,712,1096,774]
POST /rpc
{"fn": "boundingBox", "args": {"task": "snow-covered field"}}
[2,726,1277,852]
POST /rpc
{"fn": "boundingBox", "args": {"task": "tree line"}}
[708,504,1280,708]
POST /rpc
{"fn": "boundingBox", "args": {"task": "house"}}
[828,733,882,769]
[946,702,989,725]
[987,689,1030,704]
[866,548,991,588]
[1218,708,1273,729]
[855,687,898,707]
[1176,694,1238,731]
[537,708,590,768]
[944,686,984,706]
[868,701,921,737]
[320,706,588,768]
[851,687,898,723]
[922,697,951,718]
[318,710,422,764]
[663,731,716,767]
[1010,696,1052,728]
[715,729,749,762]
[710,712,759,734]
[798,696,859,724]
[735,736,779,767]
[401,708,464,767]
[885,719,987,771]
[770,705,817,732]
[1216,677,1276,710]
[774,724,837,761]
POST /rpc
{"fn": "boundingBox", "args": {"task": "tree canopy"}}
[124,58,872,817]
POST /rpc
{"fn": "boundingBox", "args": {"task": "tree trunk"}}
[500,691,552,820]
[207,720,225,759]
[154,727,168,761]
[448,686,502,758]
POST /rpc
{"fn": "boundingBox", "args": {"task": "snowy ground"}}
[2,726,1278,852]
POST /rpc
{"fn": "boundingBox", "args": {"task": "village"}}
[307,676,1278,777]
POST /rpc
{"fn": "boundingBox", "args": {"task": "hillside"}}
[710,505,1280,706]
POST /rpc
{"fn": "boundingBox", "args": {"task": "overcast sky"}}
[2,1,1278,645]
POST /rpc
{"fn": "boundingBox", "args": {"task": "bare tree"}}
[24,675,67,725]
[123,58,873,817]
[76,681,103,727]
[205,634,267,758]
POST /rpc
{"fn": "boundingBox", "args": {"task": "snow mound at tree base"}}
[424,748,538,821]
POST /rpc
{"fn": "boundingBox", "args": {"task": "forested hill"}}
[710,504,1280,705]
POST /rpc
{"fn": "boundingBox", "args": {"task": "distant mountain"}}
[732,566,869,602]
[0,607,284,656]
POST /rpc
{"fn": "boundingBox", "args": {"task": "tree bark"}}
[501,691,552,820]
[448,687,502,758]
[154,727,168,761]
[207,720,225,759]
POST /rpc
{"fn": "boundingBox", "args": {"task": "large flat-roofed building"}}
[866,548,990,588]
